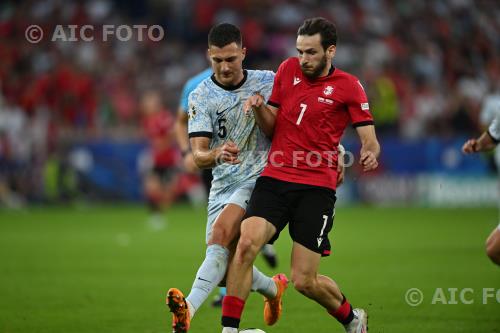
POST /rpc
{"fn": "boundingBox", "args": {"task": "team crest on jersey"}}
[323,85,334,96]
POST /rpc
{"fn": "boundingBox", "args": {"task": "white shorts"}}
[205,182,255,243]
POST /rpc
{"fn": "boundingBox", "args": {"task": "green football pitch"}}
[0,204,499,333]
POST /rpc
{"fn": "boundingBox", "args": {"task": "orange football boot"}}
[263,273,288,325]
[166,288,191,332]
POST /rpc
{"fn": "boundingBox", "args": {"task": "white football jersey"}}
[188,70,274,197]
[480,93,500,166]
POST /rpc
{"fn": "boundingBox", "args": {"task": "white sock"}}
[251,265,277,299]
[222,327,238,333]
[186,300,195,320]
[186,244,229,318]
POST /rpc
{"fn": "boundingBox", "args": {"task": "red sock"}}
[221,296,245,328]
[328,295,354,325]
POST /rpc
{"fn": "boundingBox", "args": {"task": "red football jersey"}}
[142,110,178,167]
[262,57,373,190]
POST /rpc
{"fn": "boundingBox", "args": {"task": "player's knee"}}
[209,224,232,246]
[485,231,500,265]
[486,243,500,265]
[291,274,315,296]
[235,235,259,264]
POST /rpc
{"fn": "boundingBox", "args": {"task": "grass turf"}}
[0,204,499,333]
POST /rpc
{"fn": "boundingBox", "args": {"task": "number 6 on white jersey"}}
[296,103,307,125]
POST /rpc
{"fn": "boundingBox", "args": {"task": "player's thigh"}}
[208,203,246,247]
[206,185,253,246]
[245,177,290,244]
[240,216,278,249]
[290,241,321,286]
[289,187,336,257]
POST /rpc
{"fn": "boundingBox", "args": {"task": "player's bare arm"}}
[462,131,497,154]
[174,108,199,173]
[190,137,241,169]
[356,125,380,172]
[243,94,278,138]
[174,108,190,155]
[336,144,346,186]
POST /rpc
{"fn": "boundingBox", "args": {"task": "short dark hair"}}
[208,23,242,48]
[297,17,337,50]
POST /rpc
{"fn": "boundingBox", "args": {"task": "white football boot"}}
[344,308,368,333]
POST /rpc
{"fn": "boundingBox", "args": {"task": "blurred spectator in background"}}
[0,89,29,208]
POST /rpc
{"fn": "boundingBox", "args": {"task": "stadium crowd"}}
[1,0,499,204]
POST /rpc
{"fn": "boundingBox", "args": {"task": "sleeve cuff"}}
[487,129,500,144]
[267,100,280,108]
[189,131,213,138]
[352,120,374,128]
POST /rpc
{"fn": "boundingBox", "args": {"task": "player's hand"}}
[217,141,241,165]
[462,138,478,154]
[183,153,199,173]
[243,94,264,115]
[336,151,345,187]
[360,150,378,172]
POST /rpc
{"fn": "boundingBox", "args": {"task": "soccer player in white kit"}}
[166,23,287,332]
[462,113,500,265]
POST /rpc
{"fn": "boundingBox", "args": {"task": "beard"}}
[301,54,328,79]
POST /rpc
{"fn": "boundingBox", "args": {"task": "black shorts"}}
[152,166,177,184]
[245,176,336,257]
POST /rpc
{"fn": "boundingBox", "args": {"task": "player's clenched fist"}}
[243,94,264,115]
[462,139,478,154]
[216,141,241,165]
[360,150,378,171]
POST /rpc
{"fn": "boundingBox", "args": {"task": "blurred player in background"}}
[175,67,213,179]
[166,23,286,332]
[221,18,380,333]
[141,90,179,229]
[462,112,500,265]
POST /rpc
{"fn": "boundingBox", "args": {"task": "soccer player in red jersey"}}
[221,18,380,333]
[141,90,179,227]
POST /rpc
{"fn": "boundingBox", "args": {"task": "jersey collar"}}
[211,70,248,91]
[301,65,336,83]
